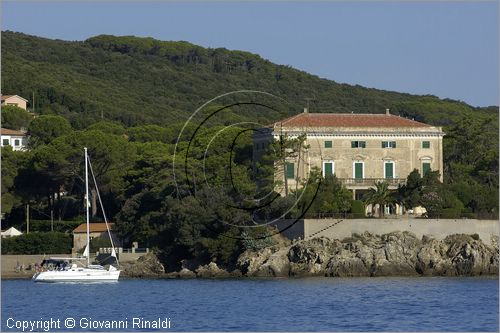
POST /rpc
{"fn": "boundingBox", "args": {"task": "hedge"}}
[350,200,366,218]
[1,232,72,254]
[440,208,462,219]
[19,220,82,233]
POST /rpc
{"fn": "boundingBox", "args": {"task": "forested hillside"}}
[1,31,498,267]
[2,31,496,128]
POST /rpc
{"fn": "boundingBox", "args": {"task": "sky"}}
[1,1,498,107]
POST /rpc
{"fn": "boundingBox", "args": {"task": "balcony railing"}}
[339,178,406,187]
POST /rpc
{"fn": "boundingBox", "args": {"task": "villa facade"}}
[254,109,445,215]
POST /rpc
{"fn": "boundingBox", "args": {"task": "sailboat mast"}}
[84,147,90,267]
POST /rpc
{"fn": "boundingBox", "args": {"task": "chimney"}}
[385,108,390,115]
[303,107,309,113]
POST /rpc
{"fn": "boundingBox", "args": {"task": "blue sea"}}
[1,277,498,331]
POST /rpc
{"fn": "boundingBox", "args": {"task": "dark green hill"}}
[1,30,497,128]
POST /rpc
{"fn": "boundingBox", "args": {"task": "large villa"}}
[254,109,445,215]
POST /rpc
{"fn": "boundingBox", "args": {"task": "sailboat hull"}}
[32,268,120,282]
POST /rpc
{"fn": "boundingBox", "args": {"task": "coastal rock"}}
[122,252,165,278]
[237,246,291,277]
[288,237,339,276]
[415,236,455,275]
[195,262,231,278]
[443,234,498,275]
[236,231,499,278]
[372,232,420,276]
[178,268,196,278]
[237,247,280,276]
[254,248,290,277]
[326,254,370,277]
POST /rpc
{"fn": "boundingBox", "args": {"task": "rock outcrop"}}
[195,262,232,278]
[236,232,499,278]
[122,252,165,278]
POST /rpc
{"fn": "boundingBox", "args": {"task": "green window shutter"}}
[360,141,366,148]
[422,162,431,176]
[351,141,356,148]
[382,141,387,148]
[422,141,430,149]
[391,141,396,148]
[324,162,333,176]
[385,162,394,178]
[286,162,295,179]
[354,162,363,179]
[324,141,332,148]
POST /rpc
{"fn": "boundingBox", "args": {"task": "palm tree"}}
[363,181,394,218]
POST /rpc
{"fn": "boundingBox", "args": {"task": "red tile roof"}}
[275,113,432,128]
[0,128,27,136]
[73,223,114,233]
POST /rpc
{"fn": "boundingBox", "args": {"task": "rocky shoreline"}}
[3,232,497,280]
[122,231,499,279]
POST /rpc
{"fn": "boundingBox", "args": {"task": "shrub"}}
[90,235,113,252]
[440,208,461,219]
[350,200,365,218]
[461,207,477,219]
[1,232,72,254]
[19,220,82,233]
[241,228,275,251]
[471,233,480,241]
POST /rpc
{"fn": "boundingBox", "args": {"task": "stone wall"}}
[1,252,143,278]
[1,254,69,278]
[271,218,499,245]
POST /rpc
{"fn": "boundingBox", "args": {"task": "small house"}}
[72,223,119,253]
[1,95,29,110]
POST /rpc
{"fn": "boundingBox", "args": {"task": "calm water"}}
[1,277,498,331]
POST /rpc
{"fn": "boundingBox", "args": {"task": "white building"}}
[1,128,28,151]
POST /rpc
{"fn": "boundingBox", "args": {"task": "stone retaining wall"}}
[271,218,499,245]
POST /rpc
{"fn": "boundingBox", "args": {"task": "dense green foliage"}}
[1,147,26,216]
[1,232,72,254]
[294,171,353,218]
[1,31,498,269]
[0,105,32,130]
[27,115,72,147]
[363,181,395,217]
[18,220,82,233]
[2,31,496,128]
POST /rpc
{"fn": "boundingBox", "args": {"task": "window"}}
[382,141,396,148]
[286,162,295,179]
[353,162,364,179]
[422,162,431,176]
[323,161,334,177]
[14,139,20,146]
[2,139,9,146]
[384,161,394,179]
[324,140,332,148]
[422,141,430,149]
[351,141,366,148]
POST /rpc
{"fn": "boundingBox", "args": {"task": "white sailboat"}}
[32,148,121,282]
